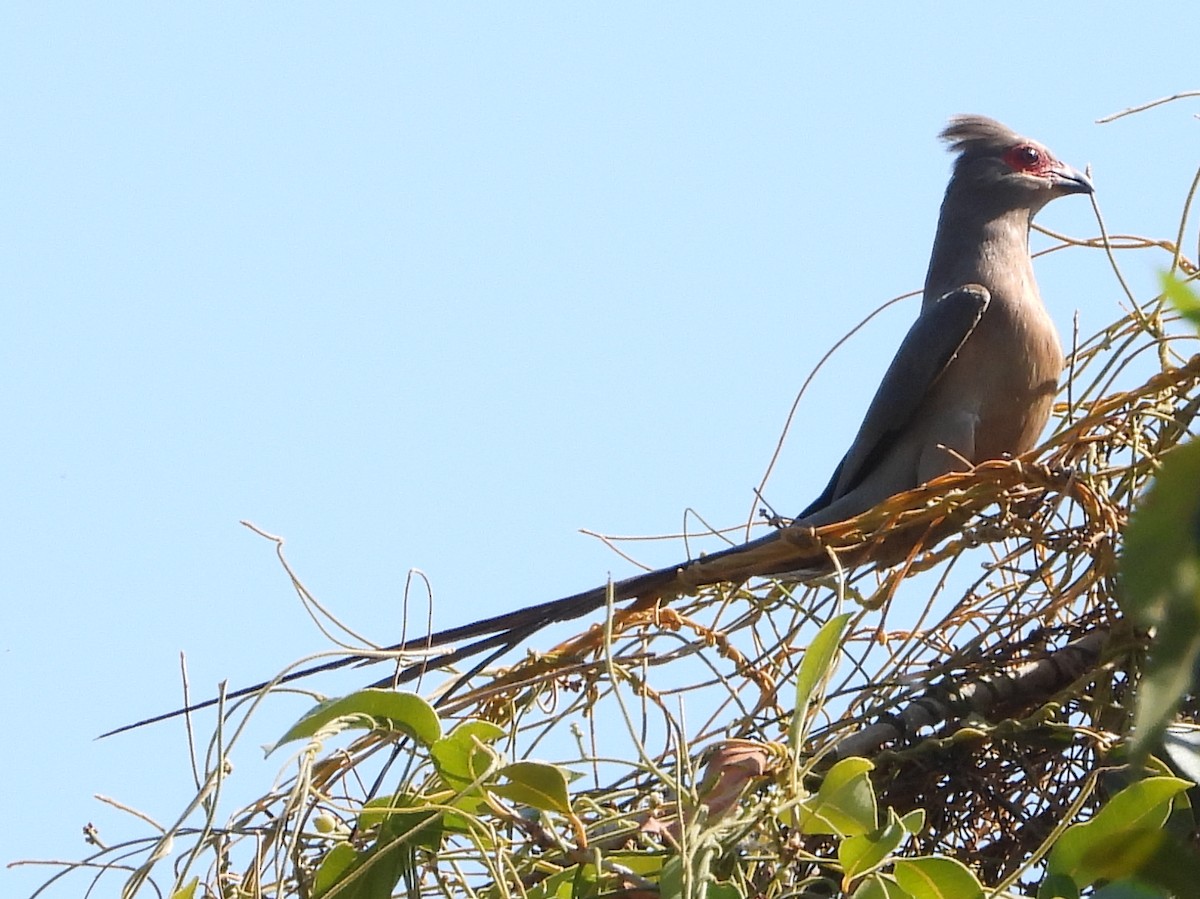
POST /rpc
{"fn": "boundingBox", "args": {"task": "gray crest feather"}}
[940,115,1025,159]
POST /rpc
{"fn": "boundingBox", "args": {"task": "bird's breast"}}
[947,295,1064,462]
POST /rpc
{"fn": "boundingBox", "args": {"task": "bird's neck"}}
[923,193,1036,306]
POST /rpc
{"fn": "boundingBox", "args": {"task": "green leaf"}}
[491,761,572,813]
[1120,437,1200,755]
[657,858,743,899]
[898,808,925,835]
[603,852,666,879]
[448,718,506,744]
[891,856,983,899]
[522,863,602,899]
[311,843,358,898]
[1046,776,1191,887]
[1080,830,1166,882]
[852,874,913,899]
[657,854,739,897]
[320,798,444,899]
[1038,872,1080,899]
[659,856,684,899]
[169,878,199,899]
[430,719,505,787]
[798,757,877,836]
[839,810,906,883]
[269,689,441,753]
[1053,826,1200,899]
[791,613,853,748]
[357,794,444,851]
[1161,272,1200,328]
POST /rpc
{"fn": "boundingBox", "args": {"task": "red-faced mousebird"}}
[104,115,1093,736]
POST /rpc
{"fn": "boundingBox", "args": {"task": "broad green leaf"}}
[1119,437,1200,755]
[798,757,877,836]
[311,843,357,899]
[791,613,853,748]
[447,718,506,743]
[891,856,983,899]
[1047,776,1190,887]
[270,689,441,753]
[853,874,913,899]
[357,793,443,850]
[1078,830,1165,884]
[603,852,666,878]
[325,836,411,898]
[491,761,572,813]
[1050,826,1200,899]
[436,805,480,835]
[169,878,199,899]
[431,719,505,787]
[839,809,906,883]
[321,800,442,898]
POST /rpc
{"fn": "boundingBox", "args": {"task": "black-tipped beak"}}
[1052,163,1094,195]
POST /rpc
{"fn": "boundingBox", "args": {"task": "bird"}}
[103,115,1093,737]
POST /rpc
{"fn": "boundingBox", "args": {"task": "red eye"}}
[1003,144,1046,173]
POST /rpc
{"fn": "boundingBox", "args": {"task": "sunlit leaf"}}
[431,719,505,787]
[791,612,853,749]
[1046,776,1190,887]
[891,856,983,899]
[839,809,906,883]
[1161,272,1200,327]
[169,878,199,899]
[311,843,357,899]
[491,761,572,813]
[521,863,602,899]
[319,797,444,899]
[357,793,443,851]
[852,874,913,899]
[269,689,441,753]
[798,756,877,836]
[898,808,925,835]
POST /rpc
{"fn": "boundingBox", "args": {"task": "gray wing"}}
[798,284,990,518]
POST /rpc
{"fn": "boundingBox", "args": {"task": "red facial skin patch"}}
[1002,143,1057,176]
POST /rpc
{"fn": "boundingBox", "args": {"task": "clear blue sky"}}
[4,4,1197,895]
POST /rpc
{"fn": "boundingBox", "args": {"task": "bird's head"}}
[941,115,1094,213]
